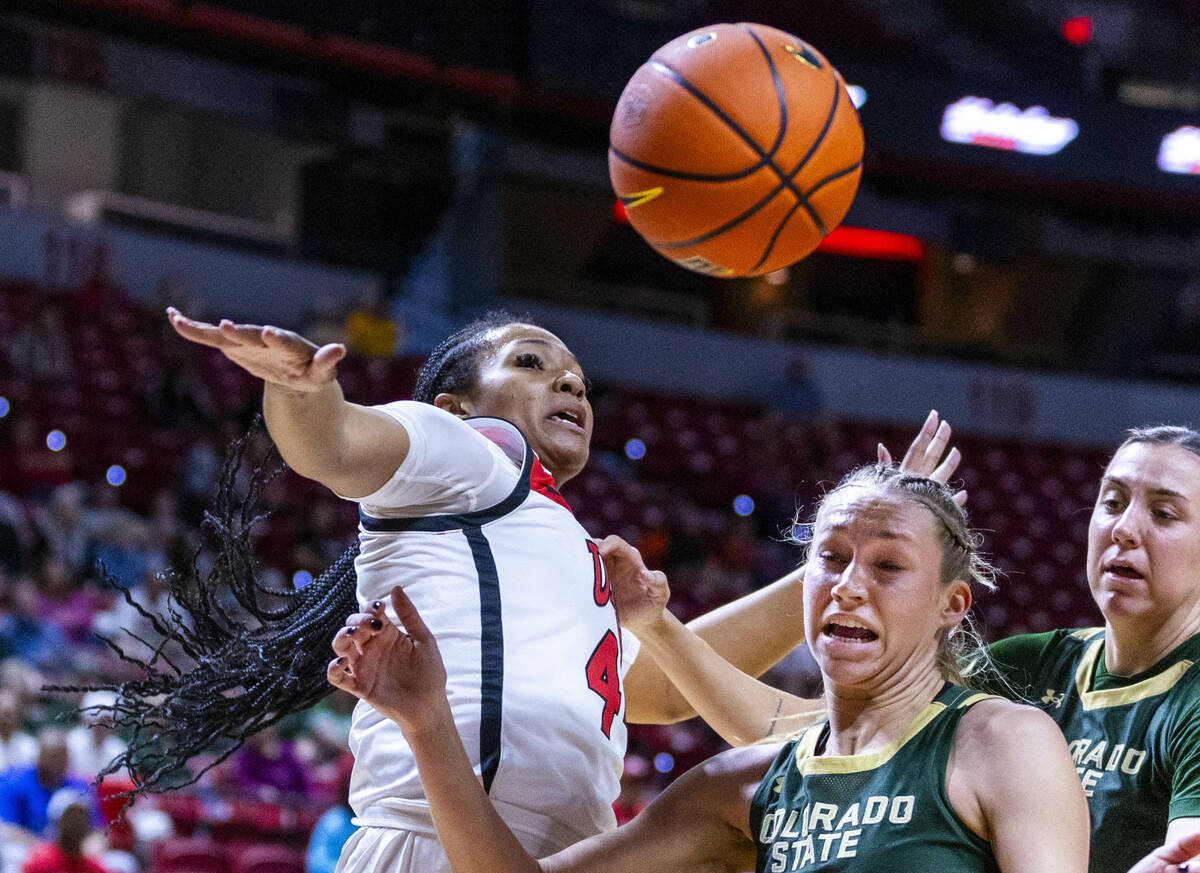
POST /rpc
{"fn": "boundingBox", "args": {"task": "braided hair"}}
[53,311,539,795]
[412,310,537,403]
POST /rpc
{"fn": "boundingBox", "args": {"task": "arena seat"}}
[152,836,230,873]
[230,843,305,873]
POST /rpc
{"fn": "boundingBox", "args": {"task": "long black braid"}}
[49,311,538,796]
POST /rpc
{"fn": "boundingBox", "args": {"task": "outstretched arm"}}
[622,409,961,724]
[606,536,822,740]
[168,308,408,498]
[328,589,758,873]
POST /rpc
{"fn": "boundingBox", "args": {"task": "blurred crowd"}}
[0,262,839,870]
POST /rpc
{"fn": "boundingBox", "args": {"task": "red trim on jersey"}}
[530,455,573,513]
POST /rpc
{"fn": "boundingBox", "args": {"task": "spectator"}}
[0,730,91,840]
[295,690,355,766]
[304,755,354,873]
[232,724,310,804]
[344,286,401,358]
[90,557,173,661]
[32,555,94,644]
[0,496,25,578]
[180,437,219,523]
[19,789,109,873]
[65,693,126,781]
[86,516,152,592]
[0,689,36,774]
[143,352,216,430]
[34,485,92,577]
[0,583,69,671]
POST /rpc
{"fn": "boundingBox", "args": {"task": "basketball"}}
[609,22,864,278]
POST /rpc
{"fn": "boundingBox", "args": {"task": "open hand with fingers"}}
[598,535,671,636]
[167,306,345,393]
[879,409,967,507]
[327,588,448,735]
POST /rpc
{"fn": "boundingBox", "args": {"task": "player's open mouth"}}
[823,621,879,642]
[549,411,585,432]
[1103,561,1144,580]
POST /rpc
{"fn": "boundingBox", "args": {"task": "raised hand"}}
[878,409,967,507]
[598,535,670,636]
[327,587,448,734]
[167,307,345,393]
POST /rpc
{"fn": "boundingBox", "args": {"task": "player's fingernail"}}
[370,619,383,630]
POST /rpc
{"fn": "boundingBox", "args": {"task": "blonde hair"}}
[799,465,997,685]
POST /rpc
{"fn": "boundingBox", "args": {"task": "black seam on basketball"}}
[647,60,804,202]
[783,75,842,192]
[769,81,848,239]
[802,160,863,198]
[749,200,805,274]
[609,144,769,183]
[651,181,792,249]
[737,24,788,165]
[793,194,826,239]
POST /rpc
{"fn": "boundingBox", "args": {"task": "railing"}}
[63,189,292,252]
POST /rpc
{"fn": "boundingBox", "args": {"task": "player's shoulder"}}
[371,398,460,425]
[371,401,509,453]
[989,626,1101,665]
[954,696,1066,773]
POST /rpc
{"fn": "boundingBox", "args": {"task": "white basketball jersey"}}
[346,402,633,854]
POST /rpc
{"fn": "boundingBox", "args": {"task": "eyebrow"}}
[1102,475,1190,501]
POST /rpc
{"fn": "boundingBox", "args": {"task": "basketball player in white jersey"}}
[166,307,842,873]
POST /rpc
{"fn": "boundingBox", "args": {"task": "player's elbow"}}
[624,693,697,726]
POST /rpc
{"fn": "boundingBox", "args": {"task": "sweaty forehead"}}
[817,487,931,539]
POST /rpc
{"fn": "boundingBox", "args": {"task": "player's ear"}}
[434,393,471,418]
[939,579,971,628]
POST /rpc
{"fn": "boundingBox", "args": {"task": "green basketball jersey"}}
[979,628,1200,873]
[749,684,999,873]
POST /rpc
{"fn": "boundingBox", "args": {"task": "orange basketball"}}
[609,22,864,278]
